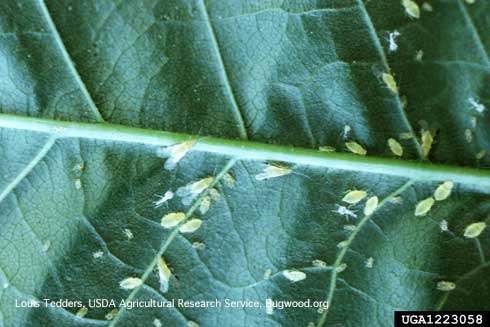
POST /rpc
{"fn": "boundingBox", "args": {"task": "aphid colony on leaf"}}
[158,257,172,293]
[402,0,420,19]
[345,141,367,155]
[282,270,306,282]
[414,197,435,216]
[119,277,143,290]
[388,138,403,157]
[255,164,292,180]
[157,140,197,170]
[464,222,486,238]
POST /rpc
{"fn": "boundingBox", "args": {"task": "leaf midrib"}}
[1,113,490,188]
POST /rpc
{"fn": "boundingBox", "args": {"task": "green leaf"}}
[0,1,489,327]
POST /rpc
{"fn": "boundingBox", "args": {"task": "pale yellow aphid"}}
[74,179,82,190]
[209,188,220,201]
[464,222,487,238]
[476,150,486,160]
[119,277,143,290]
[421,130,434,158]
[345,141,367,155]
[158,257,172,293]
[402,0,420,19]
[343,224,357,231]
[255,164,292,181]
[223,173,236,187]
[437,281,456,292]
[415,49,424,62]
[190,177,214,194]
[400,131,415,140]
[282,270,306,282]
[188,321,200,327]
[161,212,186,228]
[465,0,475,4]
[389,196,403,204]
[382,73,398,94]
[434,181,453,201]
[153,319,162,327]
[336,263,347,273]
[364,196,379,216]
[388,138,403,157]
[422,2,433,12]
[414,197,435,216]
[199,196,211,214]
[465,129,473,143]
[92,251,104,259]
[76,306,88,318]
[192,242,206,250]
[159,140,197,170]
[105,309,118,321]
[312,259,327,267]
[318,145,336,152]
[337,240,349,248]
[342,190,367,204]
[123,228,133,240]
[177,177,214,206]
[440,219,449,232]
[365,257,374,268]
[179,219,202,233]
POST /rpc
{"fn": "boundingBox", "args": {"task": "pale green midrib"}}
[1,113,490,188]
[0,136,56,203]
[355,0,424,159]
[197,0,248,140]
[108,158,237,326]
[37,0,105,123]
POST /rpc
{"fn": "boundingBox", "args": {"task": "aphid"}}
[123,228,134,240]
[399,131,415,140]
[158,140,197,170]
[158,257,172,293]
[209,188,220,201]
[336,263,347,273]
[266,299,274,315]
[337,240,349,248]
[93,251,104,259]
[414,197,435,216]
[153,191,174,208]
[365,257,374,268]
[464,222,486,238]
[440,219,449,232]
[343,125,351,139]
[364,196,379,216]
[389,196,403,204]
[415,49,424,62]
[422,2,433,11]
[161,212,186,228]
[437,281,456,292]
[223,173,236,187]
[192,242,206,250]
[465,129,473,143]
[255,164,292,181]
[74,179,82,190]
[319,145,336,152]
[179,219,202,233]
[43,240,51,252]
[199,196,211,214]
[388,138,403,157]
[188,321,200,327]
[346,141,367,155]
[343,224,357,231]
[72,162,85,172]
[382,73,398,94]
[469,97,485,113]
[307,323,315,327]
[434,181,453,201]
[177,177,214,205]
[264,269,272,280]
[282,270,306,282]
[312,259,327,267]
[388,30,401,52]
[119,277,143,290]
[476,150,486,160]
[153,319,162,327]
[76,306,88,318]
[402,0,420,19]
[105,309,118,321]
[465,0,475,3]
[421,130,434,158]
[342,190,367,204]
[471,116,478,129]
[333,205,358,219]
